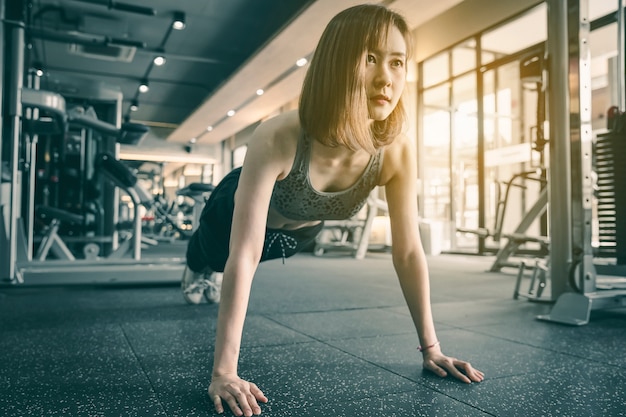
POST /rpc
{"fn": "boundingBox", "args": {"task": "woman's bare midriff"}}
[266,206,321,230]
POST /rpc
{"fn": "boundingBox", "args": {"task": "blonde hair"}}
[299,4,413,154]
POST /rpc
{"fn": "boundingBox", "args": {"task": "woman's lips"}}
[370,95,390,105]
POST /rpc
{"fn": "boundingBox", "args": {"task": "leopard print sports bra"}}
[270,130,383,221]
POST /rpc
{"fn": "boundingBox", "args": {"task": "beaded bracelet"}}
[417,341,440,352]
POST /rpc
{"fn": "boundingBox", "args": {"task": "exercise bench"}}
[176,182,215,232]
[96,152,159,260]
[35,206,84,261]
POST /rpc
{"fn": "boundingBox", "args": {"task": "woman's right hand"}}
[208,374,268,416]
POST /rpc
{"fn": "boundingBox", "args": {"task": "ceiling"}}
[24,0,465,169]
[26,0,315,131]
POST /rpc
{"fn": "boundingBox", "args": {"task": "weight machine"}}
[2,88,186,285]
[176,182,215,232]
[484,47,551,271]
[530,0,626,324]
[0,13,184,284]
[457,47,550,262]
[313,189,389,259]
[456,169,546,253]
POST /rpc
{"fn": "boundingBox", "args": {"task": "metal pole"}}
[4,2,26,283]
[546,0,573,299]
[0,0,6,280]
[568,0,596,294]
[618,0,625,111]
[0,0,4,160]
[24,72,40,261]
[476,36,487,255]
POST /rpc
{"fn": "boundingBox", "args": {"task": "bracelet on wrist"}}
[417,340,440,352]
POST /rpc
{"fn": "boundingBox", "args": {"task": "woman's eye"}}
[367,54,376,63]
[392,59,405,68]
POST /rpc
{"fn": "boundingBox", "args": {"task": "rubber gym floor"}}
[1,247,625,417]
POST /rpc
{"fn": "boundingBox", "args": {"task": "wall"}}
[413,0,543,62]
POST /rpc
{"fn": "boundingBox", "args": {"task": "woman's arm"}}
[383,135,484,384]
[209,115,296,416]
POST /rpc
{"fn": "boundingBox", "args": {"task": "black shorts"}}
[186,167,324,273]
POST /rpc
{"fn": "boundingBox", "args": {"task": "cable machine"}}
[1,0,185,285]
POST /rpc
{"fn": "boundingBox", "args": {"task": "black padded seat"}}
[177,183,215,197]
[95,152,137,189]
[118,122,149,145]
[37,206,84,225]
[502,233,549,246]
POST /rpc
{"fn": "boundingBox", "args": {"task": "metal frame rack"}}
[1,3,184,285]
[537,0,626,325]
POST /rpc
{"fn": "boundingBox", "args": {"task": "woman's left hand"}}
[422,348,485,384]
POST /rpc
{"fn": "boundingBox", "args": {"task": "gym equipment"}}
[67,105,149,145]
[21,88,148,142]
[513,258,549,302]
[489,176,549,272]
[488,47,549,269]
[19,89,150,254]
[34,206,83,261]
[458,48,548,256]
[458,168,546,254]
[176,182,215,232]
[96,152,192,258]
[313,218,367,257]
[537,0,626,325]
[593,125,626,266]
[31,155,171,262]
[3,85,184,285]
[0,5,232,285]
[97,152,152,260]
[313,190,388,259]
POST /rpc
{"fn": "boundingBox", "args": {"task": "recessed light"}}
[172,11,186,30]
[139,79,149,93]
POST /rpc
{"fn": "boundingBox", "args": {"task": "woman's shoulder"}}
[256,110,300,142]
[379,133,415,185]
[247,110,301,175]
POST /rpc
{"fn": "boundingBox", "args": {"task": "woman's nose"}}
[373,65,392,87]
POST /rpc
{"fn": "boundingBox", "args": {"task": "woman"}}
[183,4,485,416]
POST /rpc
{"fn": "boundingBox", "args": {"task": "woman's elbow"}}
[225,246,262,275]
[392,246,413,268]
[391,243,425,268]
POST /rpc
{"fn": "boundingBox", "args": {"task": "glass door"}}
[450,73,479,251]
[480,48,547,253]
[418,3,548,255]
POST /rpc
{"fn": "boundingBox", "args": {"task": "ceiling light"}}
[172,11,186,30]
[189,137,197,144]
[227,110,235,117]
[206,126,213,132]
[256,89,264,96]
[296,58,308,67]
[153,56,166,66]
[139,79,149,93]
[130,100,139,111]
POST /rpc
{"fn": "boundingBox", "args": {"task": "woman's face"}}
[364,25,407,122]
